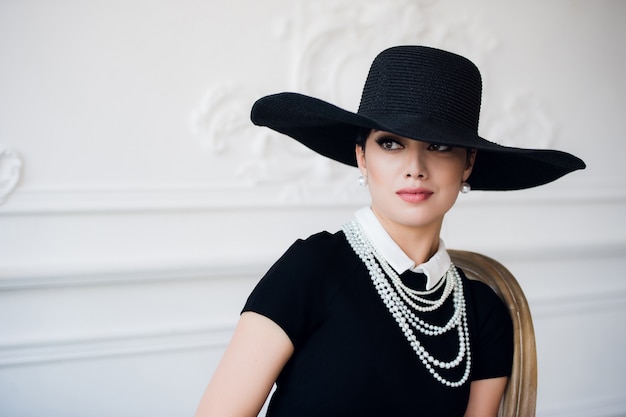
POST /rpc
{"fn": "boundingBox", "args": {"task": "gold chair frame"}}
[449,250,538,417]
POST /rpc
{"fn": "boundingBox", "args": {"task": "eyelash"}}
[375,138,453,153]
[376,138,402,150]
[428,144,453,152]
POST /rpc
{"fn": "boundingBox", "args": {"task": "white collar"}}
[353,207,451,290]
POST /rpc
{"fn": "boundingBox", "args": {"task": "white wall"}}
[1,1,625,416]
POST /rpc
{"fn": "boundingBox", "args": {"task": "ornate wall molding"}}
[0,184,370,214]
[0,261,262,291]
[285,0,498,104]
[539,396,626,417]
[0,146,22,206]
[530,289,626,318]
[190,83,362,193]
[187,0,503,201]
[481,91,557,149]
[0,288,623,367]
[0,325,234,367]
[0,180,618,214]
[2,242,624,291]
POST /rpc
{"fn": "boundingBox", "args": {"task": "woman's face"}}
[356,130,475,235]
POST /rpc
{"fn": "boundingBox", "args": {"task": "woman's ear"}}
[355,144,367,176]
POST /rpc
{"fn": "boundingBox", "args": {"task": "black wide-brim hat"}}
[251,45,585,191]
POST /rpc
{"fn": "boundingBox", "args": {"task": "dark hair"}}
[356,127,475,166]
[355,127,371,150]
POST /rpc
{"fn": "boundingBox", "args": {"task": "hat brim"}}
[251,92,586,191]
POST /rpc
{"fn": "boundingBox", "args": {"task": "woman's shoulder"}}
[248,231,348,295]
[456,266,512,332]
[295,229,348,248]
[456,267,499,298]
[456,266,510,316]
[244,230,357,346]
[279,230,353,268]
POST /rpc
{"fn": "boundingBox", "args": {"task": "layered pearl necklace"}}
[342,220,471,387]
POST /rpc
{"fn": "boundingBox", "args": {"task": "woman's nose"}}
[405,149,427,179]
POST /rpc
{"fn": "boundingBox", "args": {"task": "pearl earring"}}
[358,175,368,187]
[460,181,471,194]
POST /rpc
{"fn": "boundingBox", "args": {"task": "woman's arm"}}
[194,311,294,417]
[463,377,508,417]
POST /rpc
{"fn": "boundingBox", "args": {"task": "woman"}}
[195,46,585,417]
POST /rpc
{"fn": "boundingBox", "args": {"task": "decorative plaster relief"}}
[284,0,498,106]
[0,146,22,206]
[190,83,361,199]
[191,0,501,205]
[190,84,260,156]
[482,92,556,149]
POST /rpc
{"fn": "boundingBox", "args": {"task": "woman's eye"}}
[428,143,453,152]
[377,139,402,150]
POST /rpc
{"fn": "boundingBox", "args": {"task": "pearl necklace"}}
[342,220,471,387]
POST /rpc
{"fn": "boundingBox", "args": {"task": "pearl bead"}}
[342,220,472,387]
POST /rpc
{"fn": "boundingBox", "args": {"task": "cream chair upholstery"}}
[449,250,538,417]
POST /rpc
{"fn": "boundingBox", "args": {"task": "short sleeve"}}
[242,231,345,348]
[467,279,514,381]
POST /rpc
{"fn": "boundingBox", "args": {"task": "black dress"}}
[243,231,513,417]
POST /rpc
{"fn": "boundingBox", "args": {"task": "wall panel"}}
[1,1,625,416]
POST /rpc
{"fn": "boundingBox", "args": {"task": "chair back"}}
[449,250,537,417]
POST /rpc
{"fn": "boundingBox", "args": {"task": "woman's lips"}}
[396,188,433,203]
